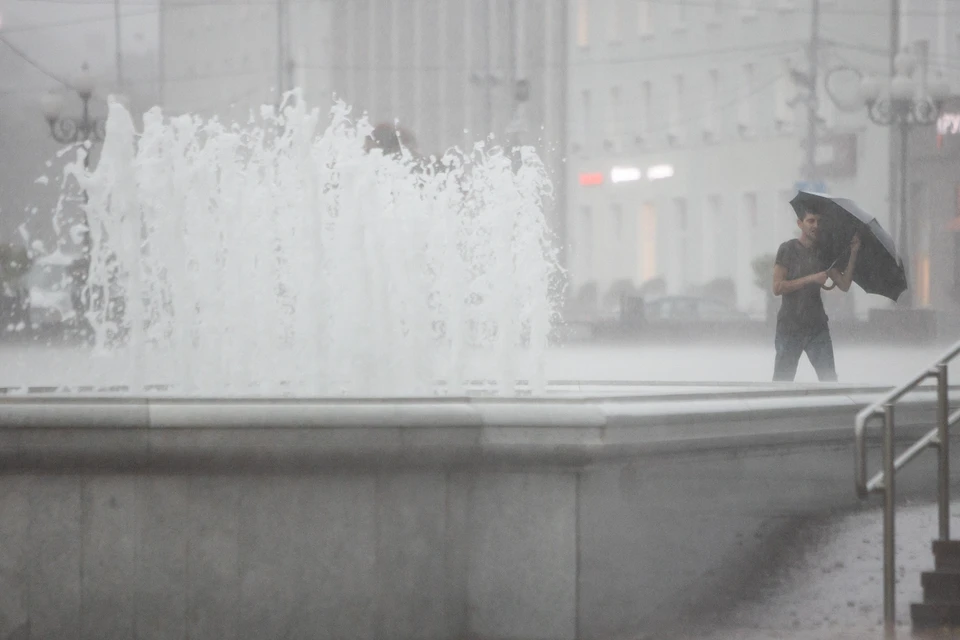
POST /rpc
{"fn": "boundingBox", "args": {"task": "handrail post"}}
[938,363,950,541]
[883,402,896,628]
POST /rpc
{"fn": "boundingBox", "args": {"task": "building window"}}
[738,63,755,134]
[674,0,687,27]
[612,203,625,280]
[674,197,688,290]
[953,230,960,303]
[777,189,796,240]
[581,206,594,278]
[704,69,719,136]
[669,74,684,140]
[637,0,651,37]
[609,0,621,42]
[581,89,592,140]
[675,197,688,232]
[918,254,931,307]
[578,0,590,47]
[744,192,758,228]
[706,0,722,22]
[608,85,621,143]
[740,192,759,310]
[775,65,795,129]
[638,203,657,282]
[705,195,723,279]
[640,80,652,139]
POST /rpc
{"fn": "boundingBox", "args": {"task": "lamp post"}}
[40,63,108,173]
[38,63,112,327]
[858,49,949,306]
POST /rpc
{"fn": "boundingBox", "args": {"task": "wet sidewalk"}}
[677,501,960,640]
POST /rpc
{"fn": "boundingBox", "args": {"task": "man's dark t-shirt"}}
[775,239,829,336]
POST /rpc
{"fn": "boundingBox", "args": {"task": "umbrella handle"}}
[822,280,837,291]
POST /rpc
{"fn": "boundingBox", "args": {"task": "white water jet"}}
[72,95,560,396]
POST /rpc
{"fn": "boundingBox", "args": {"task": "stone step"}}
[912,602,960,629]
[934,540,960,572]
[922,571,960,604]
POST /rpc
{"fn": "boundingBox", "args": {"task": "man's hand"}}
[850,233,862,254]
[774,266,831,296]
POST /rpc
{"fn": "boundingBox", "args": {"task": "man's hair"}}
[796,209,820,221]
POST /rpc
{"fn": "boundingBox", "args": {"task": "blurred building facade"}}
[0,3,158,248]
[159,0,568,247]
[565,0,960,321]
[905,96,960,317]
[157,0,960,322]
[897,13,960,321]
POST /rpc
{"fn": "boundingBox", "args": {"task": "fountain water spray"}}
[71,95,559,396]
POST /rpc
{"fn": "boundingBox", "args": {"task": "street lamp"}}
[39,63,117,328]
[40,63,108,171]
[858,49,950,305]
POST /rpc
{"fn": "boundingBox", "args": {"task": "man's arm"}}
[773,264,828,296]
[826,234,862,292]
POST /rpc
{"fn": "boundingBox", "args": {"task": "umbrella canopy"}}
[789,191,907,302]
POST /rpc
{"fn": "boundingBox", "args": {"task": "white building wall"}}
[567,0,900,319]
[160,0,567,249]
[160,0,282,120]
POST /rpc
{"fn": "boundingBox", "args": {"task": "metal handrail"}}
[854,337,960,628]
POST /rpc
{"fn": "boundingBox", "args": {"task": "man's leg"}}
[773,332,804,381]
[805,328,838,382]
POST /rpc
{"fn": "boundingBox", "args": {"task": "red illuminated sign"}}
[579,172,604,186]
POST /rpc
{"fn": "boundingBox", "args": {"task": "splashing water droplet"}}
[75,96,560,397]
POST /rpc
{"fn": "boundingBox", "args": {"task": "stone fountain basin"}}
[0,383,945,470]
[0,384,954,640]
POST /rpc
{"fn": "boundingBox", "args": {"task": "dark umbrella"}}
[789,190,907,302]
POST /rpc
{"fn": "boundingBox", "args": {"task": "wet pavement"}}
[675,501,960,640]
[544,342,949,386]
[1,342,957,639]
[0,342,948,390]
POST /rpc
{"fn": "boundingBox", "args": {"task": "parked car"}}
[0,278,30,334]
[26,250,82,330]
[617,294,750,329]
[0,243,32,336]
[641,295,749,324]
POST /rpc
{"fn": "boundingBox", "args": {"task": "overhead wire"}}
[0,35,75,88]
[15,0,960,17]
[0,8,158,33]
[581,70,788,150]
[293,41,802,72]
[0,1,837,148]
[633,0,960,18]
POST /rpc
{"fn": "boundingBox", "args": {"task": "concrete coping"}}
[0,385,950,471]
[0,384,948,429]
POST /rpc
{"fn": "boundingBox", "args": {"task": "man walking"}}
[772,208,860,382]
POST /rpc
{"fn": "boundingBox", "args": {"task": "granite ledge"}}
[0,386,946,471]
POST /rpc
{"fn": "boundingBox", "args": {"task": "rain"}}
[0,1,958,639]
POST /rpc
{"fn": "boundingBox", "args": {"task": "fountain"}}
[70,95,560,396]
[3,93,945,640]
